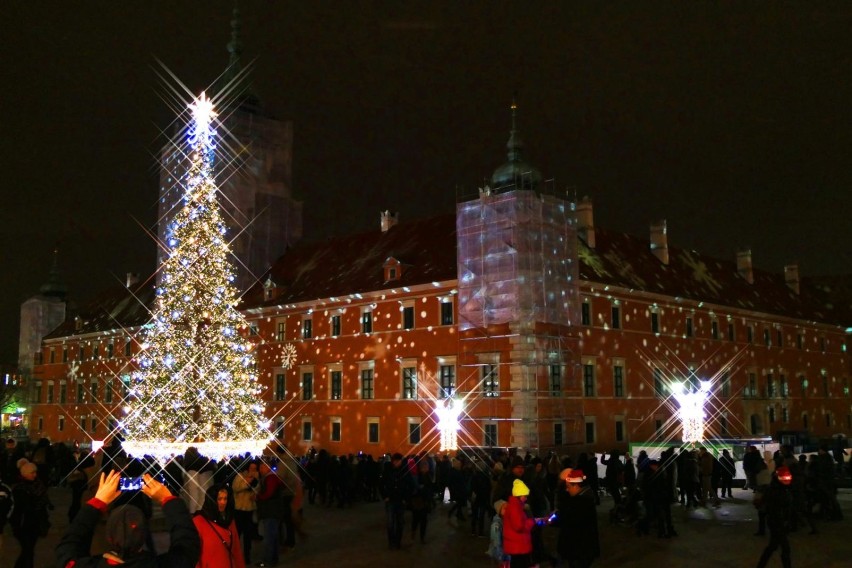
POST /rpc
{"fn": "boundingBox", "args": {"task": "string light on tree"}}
[436,398,463,451]
[672,380,712,444]
[121,92,271,462]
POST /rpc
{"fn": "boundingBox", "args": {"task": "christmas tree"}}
[121,93,270,462]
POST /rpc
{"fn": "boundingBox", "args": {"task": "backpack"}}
[488,514,508,562]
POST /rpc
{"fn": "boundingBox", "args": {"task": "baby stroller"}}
[610,486,649,536]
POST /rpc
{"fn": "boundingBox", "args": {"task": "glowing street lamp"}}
[436,398,463,451]
[672,380,712,444]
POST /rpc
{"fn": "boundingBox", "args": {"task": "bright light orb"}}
[436,399,463,451]
[673,380,711,443]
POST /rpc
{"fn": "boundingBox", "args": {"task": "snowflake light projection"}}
[121,93,271,462]
[672,380,712,444]
[280,343,297,369]
[435,398,463,451]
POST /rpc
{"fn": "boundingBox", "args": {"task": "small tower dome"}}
[490,99,542,191]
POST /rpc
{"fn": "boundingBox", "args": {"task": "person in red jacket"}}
[193,484,244,568]
[502,479,535,568]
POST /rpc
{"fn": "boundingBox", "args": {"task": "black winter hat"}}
[106,505,148,557]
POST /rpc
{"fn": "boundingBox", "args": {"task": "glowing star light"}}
[188,92,217,147]
[436,399,463,451]
[672,380,712,444]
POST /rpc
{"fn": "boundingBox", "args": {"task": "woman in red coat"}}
[503,479,536,568]
[193,484,245,568]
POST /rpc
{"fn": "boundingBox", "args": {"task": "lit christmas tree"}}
[121,93,271,462]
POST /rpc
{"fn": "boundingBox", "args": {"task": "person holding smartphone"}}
[556,468,600,568]
[56,470,200,567]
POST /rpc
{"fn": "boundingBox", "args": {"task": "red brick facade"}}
[26,199,851,456]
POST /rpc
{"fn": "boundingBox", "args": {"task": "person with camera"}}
[56,470,200,567]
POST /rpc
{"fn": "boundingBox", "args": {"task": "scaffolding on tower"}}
[454,176,584,455]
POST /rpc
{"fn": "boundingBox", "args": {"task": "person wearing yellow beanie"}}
[503,479,534,565]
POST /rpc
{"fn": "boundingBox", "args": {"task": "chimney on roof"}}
[126,272,140,287]
[737,249,754,284]
[575,196,595,248]
[784,263,800,295]
[381,210,399,232]
[650,220,669,265]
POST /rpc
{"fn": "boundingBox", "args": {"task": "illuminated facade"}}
[24,111,852,456]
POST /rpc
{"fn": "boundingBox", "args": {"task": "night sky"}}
[3,2,851,365]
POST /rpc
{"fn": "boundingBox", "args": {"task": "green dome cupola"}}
[490,99,542,191]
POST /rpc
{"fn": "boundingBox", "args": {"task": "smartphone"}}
[119,473,164,492]
[119,476,144,492]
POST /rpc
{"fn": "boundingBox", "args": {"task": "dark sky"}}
[3,2,851,365]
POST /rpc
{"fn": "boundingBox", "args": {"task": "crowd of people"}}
[0,437,847,567]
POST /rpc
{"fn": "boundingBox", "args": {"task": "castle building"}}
[26,105,851,457]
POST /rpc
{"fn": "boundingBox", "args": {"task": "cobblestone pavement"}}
[2,487,850,568]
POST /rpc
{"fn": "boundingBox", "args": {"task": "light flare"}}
[673,380,712,443]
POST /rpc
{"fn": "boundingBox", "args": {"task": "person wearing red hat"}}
[503,479,535,567]
[556,468,599,568]
[755,466,794,568]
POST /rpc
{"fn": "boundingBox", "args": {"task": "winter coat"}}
[720,455,735,478]
[470,469,492,507]
[255,472,286,520]
[698,451,714,477]
[56,496,200,568]
[502,495,534,555]
[527,469,550,517]
[742,449,762,476]
[446,465,469,502]
[381,462,415,504]
[232,473,257,512]
[682,456,699,483]
[193,515,244,568]
[601,454,624,489]
[9,478,49,537]
[556,487,600,564]
[763,480,793,534]
[409,472,434,512]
